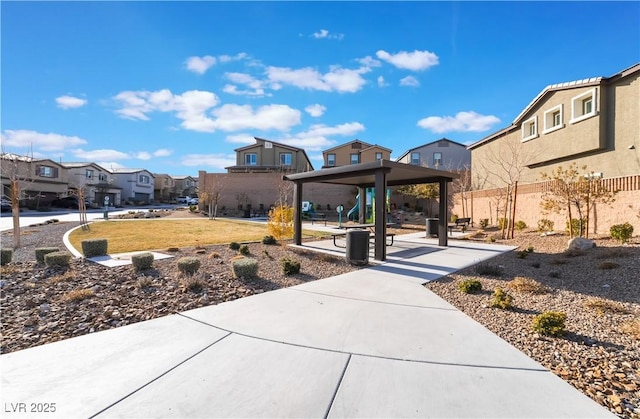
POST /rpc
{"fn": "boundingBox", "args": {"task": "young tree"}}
[200,174,225,220]
[397,183,439,216]
[67,174,91,230]
[1,152,35,248]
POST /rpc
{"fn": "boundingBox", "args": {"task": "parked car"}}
[176,196,189,204]
[50,196,90,209]
[1,197,11,212]
[188,197,199,205]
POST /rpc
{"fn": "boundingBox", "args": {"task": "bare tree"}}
[67,173,91,230]
[200,174,226,220]
[1,151,35,248]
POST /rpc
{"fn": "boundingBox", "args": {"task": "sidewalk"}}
[0,234,614,418]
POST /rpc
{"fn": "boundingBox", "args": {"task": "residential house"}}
[1,153,68,208]
[469,62,640,188]
[154,173,177,202]
[173,175,198,197]
[62,162,121,206]
[110,168,155,204]
[322,139,391,168]
[396,138,470,170]
[226,137,314,173]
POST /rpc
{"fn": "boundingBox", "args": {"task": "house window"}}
[245,153,257,165]
[375,152,383,161]
[350,153,360,164]
[433,152,442,167]
[280,153,292,166]
[38,165,56,178]
[543,105,564,134]
[410,152,420,165]
[521,116,538,142]
[327,154,336,166]
[139,175,150,184]
[99,173,107,182]
[85,169,93,179]
[570,88,597,123]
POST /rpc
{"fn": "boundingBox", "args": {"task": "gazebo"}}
[284,160,459,261]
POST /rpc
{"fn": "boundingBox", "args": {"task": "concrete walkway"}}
[0,233,614,418]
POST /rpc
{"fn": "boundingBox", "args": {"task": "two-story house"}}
[110,168,155,204]
[396,138,470,170]
[226,137,313,173]
[322,140,391,168]
[62,162,121,206]
[173,175,198,197]
[1,153,68,208]
[153,173,177,202]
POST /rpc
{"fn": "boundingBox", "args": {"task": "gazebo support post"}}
[438,178,448,247]
[293,181,302,245]
[374,169,387,261]
[358,187,366,223]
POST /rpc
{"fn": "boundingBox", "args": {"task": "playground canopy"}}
[284,160,460,261]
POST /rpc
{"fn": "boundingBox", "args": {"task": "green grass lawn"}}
[68,219,327,253]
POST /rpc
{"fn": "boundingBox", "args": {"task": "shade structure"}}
[284,160,459,261]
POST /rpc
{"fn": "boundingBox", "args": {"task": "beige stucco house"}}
[173,175,198,197]
[110,168,155,204]
[1,154,68,208]
[396,138,470,170]
[322,140,391,168]
[153,173,177,202]
[226,137,314,173]
[62,162,121,206]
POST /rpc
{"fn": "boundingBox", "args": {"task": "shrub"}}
[136,276,153,289]
[474,262,503,277]
[281,258,301,276]
[458,279,482,294]
[526,246,534,253]
[621,319,640,339]
[597,261,619,270]
[514,220,527,231]
[232,257,259,279]
[610,222,634,244]
[208,252,221,259]
[487,235,496,243]
[262,235,277,245]
[506,276,548,294]
[132,252,154,271]
[516,251,528,259]
[498,217,509,230]
[45,251,72,267]
[532,311,566,336]
[180,276,207,293]
[63,288,94,303]
[565,218,586,237]
[35,247,59,264]
[189,205,197,212]
[490,288,514,309]
[583,297,630,315]
[239,245,250,255]
[229,242,241,250]
[450,214,459,223]
[479,218,489,229]
[267,205,294,240]
[177,257,201,276]
[1,248,13,266]
[81,238,108,257]
[537,219,554,232]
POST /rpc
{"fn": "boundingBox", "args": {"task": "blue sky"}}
[2,1,639,176]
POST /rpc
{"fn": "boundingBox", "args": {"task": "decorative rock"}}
[567,237,596,251]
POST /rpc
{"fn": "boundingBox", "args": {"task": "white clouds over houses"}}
[210,104,301,132]
[56,95,87,109]
[225,134,256,144]
[400,76,420,87]
[185,55,216,74]
[266,65,370,93]
[1,129,87,152]
[279,122,365,151]
[181,153,236,171]
[376,49,439,71]
[305,104,326,117]
[417,111,500,133]
[71,148,131,161]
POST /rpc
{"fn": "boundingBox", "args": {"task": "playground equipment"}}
[347,188,391,223]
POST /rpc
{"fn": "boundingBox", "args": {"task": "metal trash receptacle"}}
[346,230,369,265]
[426,218,439,237]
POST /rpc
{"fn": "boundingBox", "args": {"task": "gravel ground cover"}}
[1,215,638,418]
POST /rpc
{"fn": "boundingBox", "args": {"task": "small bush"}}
[516,251,528,259]
[610,222,634,244]
[189,205,197,212]
[167,247,179,252]
[450,214,459,223]
[63,288,94,303]
[565,218,586,237]
[177,257,201,276]
[239,245,250,255]
[458,279,482,294]
[597,261,619,270]
[514,220,527,231]
[506,276,548,294]
[208,252,221,259]
[490,288,513,309]
[537,219,554,232]
[583,297,630,315]
[262,235,277,245]
[136,276,153,289]
[132,252,154,271]
[487,235,496,243]
[1,248,13,266]
[532,311,566,336]
[621,319,640,339]
[479,218,489,229]
[498,218,509,230]
[45,251,72,267]
[232,257,259,279]
[267,205,294,241]
[525,246,534,253]
[81,238,108,258]
[229,242,241,250]
[180,276,207,293]
[35,247,59,264]
[474,262,503,277]
[281,258,301,276]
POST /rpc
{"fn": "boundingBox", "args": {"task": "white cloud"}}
[223,72,268,96]
[71,148,130,161]
[185,55,216,74]
[304,122,365,137]
[97,162,125,171]
[226,134,256,144]
[400,75,420,87]
[377,76,388,87]
[376,49,439,71]
[1,129,87,152]
[210,104,301,132]
[417,111,501,133]
[181,153,236,171]
[311,29,344,40]
[134,151,152,160]
[218,52,248,63]
[305,104,326,117]
[357,56,382,68]
[278,122,365,151]
[56,95,87,109]
[266,65,368,93]
[153,148,172,157]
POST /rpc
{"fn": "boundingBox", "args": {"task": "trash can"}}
[346,230,370,266]
[426,218,439,237]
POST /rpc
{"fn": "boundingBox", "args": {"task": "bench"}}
[330,232,396,248]
[309,213,328,226]
[447,217,471,235]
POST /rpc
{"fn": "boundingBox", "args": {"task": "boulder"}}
[567,237,596,251]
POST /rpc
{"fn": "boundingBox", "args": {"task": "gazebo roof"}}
[284,159,459,187]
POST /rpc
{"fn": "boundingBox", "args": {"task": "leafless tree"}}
[67,173,91,230]
[1,151,35,248]
[200,174,226,220]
